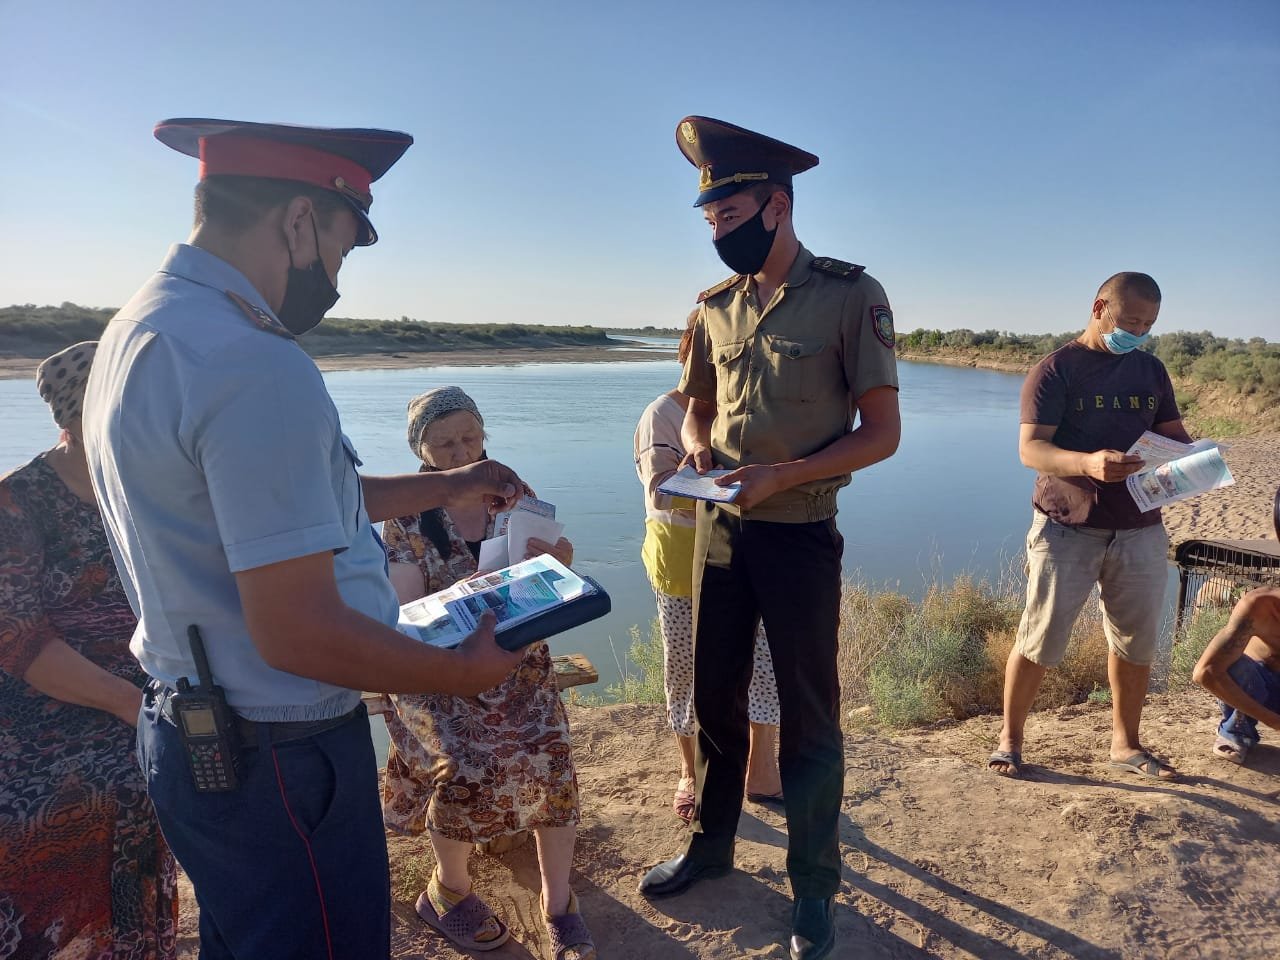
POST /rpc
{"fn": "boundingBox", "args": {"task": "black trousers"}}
[687,501,845,899]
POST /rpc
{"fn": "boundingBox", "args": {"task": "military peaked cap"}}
[676,115,818,207]
[155,118,414,246]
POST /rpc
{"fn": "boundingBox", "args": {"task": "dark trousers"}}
[137,686,390,960]
[687,502,845,899]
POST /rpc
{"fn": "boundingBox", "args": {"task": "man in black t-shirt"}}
[990,272,1190,781]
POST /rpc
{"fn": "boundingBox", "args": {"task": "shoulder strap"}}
[696,274,744,303]
[810,257,865,282]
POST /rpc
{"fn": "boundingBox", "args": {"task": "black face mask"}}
[277,215,340,336]
[712,201,777,276]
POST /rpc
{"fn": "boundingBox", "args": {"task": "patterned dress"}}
[380,509,579,842]
[0,455,177,960]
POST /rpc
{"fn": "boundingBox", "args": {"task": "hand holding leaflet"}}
[1124,431,1235,512]
[476,497,564,573]
[656,465,741,503]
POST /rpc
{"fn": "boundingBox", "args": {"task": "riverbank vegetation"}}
[0,303,615,357]
[602,573,1232,731]
[897,328,1280,434]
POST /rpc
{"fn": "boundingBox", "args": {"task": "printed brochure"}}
[1124,431,1235,512]
[396,554,608,651]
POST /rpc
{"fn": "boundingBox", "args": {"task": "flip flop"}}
[987,750,1022,777]
[415,878,510,952]
[746,790,785,808]
[1212,734,1248,766]
[1108,751,1177,781]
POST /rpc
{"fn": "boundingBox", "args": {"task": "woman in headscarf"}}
[381,386,593,960]
[0,342,177,959]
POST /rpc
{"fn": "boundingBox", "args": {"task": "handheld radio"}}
[170,625,241,792]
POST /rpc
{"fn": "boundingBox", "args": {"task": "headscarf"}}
[406,386,484,461]
[35,341,98,429]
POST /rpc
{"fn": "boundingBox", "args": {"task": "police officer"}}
[638,117,902,960]
[83,119,526,959]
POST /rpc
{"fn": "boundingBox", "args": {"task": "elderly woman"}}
[381,386,593,960]
[0,343,177,959]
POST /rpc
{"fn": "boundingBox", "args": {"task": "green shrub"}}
[600,620,667,706]
[1169,604,1232,689]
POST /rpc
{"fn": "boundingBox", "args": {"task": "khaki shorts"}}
[1014,512,1169,667]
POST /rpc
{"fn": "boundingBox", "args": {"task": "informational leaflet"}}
[656,465,741,503]
[1124,431,1235,512]
[396,554,591,648]
[477,497,564,574]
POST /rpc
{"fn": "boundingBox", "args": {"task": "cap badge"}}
[681,121,698,145]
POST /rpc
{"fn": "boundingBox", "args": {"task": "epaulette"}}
[810,257,865,282]
[696,274,744,303]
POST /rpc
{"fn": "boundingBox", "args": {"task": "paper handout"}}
[656,466,741,503]
[476,497,565,573]
[1124,431,1235,512]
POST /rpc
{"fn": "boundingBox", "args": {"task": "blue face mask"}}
[1101,328,1150,354]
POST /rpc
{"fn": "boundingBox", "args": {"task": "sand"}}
[1163,434,1280,545]
[171,693,1279,959]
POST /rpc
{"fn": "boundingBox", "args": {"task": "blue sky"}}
[1,0,1276,338]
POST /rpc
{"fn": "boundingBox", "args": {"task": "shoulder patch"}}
[870,304,895,349]
[810,257,866,282]
[696,274,743,303]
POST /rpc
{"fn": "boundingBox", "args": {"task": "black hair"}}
[1097,271,1162,304]
[193,175,348,233]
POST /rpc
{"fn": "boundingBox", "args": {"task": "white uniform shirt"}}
[84,244,398,720]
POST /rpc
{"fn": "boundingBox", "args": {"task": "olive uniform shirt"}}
[677,246,899,523]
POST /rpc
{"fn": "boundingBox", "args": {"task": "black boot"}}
[638,845,734,898]
[789,896,835,960]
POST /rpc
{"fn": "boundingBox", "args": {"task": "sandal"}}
[415,871,510,952]
[673,775,695,825]
[988,750,1022,778]
[1107,750,1177,781]
[544,891,596,960]
[1213,734,1249,766]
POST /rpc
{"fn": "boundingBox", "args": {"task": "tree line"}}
[897,328,1280,395]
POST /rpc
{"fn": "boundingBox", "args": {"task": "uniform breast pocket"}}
[764,335,830,402]
[713,339,750,405]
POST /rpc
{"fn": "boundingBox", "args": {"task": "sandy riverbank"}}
[170,693,1278,959]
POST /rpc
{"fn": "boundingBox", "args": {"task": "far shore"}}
[0,345,671,380]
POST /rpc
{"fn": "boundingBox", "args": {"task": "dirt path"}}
[173,694,1279,958]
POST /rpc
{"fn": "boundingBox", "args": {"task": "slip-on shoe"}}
[789,896,835,960]
[638,849,733,898]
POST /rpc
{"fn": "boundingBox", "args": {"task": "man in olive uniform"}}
[639,117,901,960]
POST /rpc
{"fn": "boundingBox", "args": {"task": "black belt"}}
[233,705,363,747]
[154,686,362,746]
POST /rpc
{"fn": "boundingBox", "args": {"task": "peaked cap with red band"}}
[155,118,413,246]
[676,116,818,207]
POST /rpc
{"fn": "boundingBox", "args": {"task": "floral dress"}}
[0,455,177,960]
[380,509,579,842]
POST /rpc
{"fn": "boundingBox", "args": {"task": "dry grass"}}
[837,572,1112,728]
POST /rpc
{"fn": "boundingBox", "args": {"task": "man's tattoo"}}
[1220,615,1254,657]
